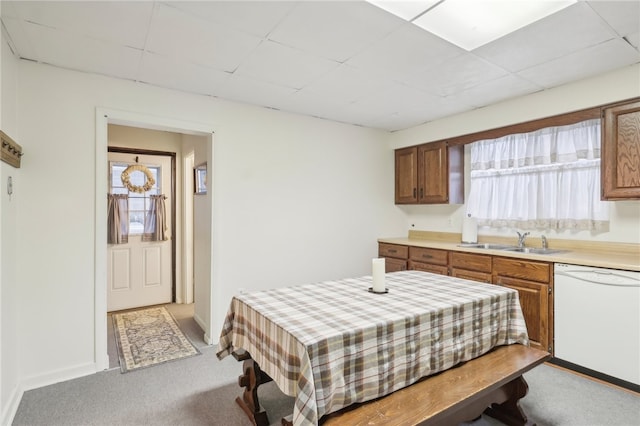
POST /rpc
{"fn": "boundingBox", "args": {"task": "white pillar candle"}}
[372,258,386,293]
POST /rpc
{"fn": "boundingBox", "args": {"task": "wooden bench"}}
[235,344,550,426]
[320,344,550,426]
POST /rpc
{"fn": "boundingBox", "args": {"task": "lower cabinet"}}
[377,242,554,353]
[493,257,552,353]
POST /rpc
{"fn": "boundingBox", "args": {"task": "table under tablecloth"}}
[216,270,529,425]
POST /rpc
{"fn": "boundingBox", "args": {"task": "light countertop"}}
[378,233,640,272]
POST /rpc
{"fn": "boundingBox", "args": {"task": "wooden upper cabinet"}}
[602,99,640,200]
[395,146,418,203]
[395,141,463,205]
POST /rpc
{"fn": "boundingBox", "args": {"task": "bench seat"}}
[318,344,550,426]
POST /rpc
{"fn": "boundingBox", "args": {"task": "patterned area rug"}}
[112,306,201,373]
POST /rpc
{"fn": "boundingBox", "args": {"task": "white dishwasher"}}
[554,263,640,387]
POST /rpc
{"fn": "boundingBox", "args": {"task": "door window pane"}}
[109,161,161,235]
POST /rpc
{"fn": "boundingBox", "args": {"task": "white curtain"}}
[466,119,609,231]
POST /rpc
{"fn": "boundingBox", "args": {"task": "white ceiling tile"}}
[2,0,638,132]
[164,1,297,38]
[268,1,403,62]
[146,4,262,73]
[474,2,618,72]
[213,74,297,110]
[234,40,340,90]
[451,74,542,108]
[21,21,141,80]
[403,53,509,96]
[268,89,351,121]
[138,52,230,96]
[350,82,442,117]
[517,38,640,89]
[8,1,153,49]
[2,17,37,58]
[587,0,640,37]
[625,32,640,49]
[299,64,392,104]
[346,23,463,80]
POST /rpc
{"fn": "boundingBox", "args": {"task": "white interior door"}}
[107,152,173,312]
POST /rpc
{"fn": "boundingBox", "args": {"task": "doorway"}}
[95,108,214,371]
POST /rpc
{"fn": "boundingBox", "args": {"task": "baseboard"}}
[193,312,215,345]
[1,382,24,426]
[20,361,97,393]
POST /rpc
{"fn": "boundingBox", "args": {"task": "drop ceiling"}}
[1,1,639,131]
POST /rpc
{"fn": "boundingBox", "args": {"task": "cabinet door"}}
[384,257,407,272]
[417,142,448,203]
[602,99,640,200]
[494,276,549,353]
[395,147,418,203]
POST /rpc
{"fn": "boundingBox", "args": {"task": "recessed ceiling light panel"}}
[412,0,576,50]
[367,0,440,21]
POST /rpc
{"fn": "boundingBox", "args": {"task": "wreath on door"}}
[121,164,155,193]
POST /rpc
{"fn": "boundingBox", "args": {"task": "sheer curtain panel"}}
[466,119,609,231]
[142,194,169,242]
[107,194,129,244]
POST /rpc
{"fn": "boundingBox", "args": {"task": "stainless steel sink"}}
[458,243,518,250]
[458,243,569,255]
[502,247,569,255]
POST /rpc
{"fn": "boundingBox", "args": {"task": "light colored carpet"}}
[12,347,639,426]
[112,306,201,373]
[14,306,640,425]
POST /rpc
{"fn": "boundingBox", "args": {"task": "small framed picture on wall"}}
[194,162,207,195]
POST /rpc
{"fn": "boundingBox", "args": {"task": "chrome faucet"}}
[541,235,548,250]
[516,231,530,248]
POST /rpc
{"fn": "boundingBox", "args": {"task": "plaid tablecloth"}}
[216,270,529,425]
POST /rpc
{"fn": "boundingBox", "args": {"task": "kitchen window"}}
[465,118,609,231]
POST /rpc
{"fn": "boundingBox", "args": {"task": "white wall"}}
[1,17,22,425]
[13,61,404,390]
[388,64,640,244]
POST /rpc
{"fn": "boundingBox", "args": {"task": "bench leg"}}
[236,357,272,426]
[484,375,534,426]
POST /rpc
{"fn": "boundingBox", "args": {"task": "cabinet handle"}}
[420,188,424,198]
[422,254,432,259]
[388,249,397,254]
[413,188,417,198]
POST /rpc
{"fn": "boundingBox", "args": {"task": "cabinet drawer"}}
[409,247,448,265]
[450,252,492,273]
[408,261,448,276]
[384,257,407,272]
[450,268,492,284]
[492,257,551,284]
[378,243,408,259]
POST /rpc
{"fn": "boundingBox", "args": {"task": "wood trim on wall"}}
[447,106,601,146]
[411,97,640,148]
